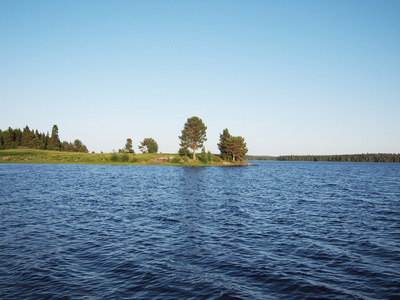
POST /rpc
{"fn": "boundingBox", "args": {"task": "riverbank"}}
[0,149,253,166]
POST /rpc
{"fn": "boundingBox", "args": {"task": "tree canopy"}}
[218,128,248,161]
[179,116,207,160]
[125,138,134,153]
[139,138,158,153]
[0,125,88,153]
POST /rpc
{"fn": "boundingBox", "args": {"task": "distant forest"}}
[0,125,88,153]
[246,154,400,163]
[278,154,400,163]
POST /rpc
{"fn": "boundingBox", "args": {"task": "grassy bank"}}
[0,149,250,166]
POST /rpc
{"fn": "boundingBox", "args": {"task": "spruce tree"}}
[218,128,232,159]
[48,125,61,150]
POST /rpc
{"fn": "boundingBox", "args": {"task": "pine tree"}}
[179,116,207,160]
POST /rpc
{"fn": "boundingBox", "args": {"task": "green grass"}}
[0,149,248,166]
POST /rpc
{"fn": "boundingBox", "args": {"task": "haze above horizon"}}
[1,0,399,155]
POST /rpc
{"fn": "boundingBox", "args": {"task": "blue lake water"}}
[0,162,399,299]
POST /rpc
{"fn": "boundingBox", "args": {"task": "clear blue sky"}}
[1,0,399,155]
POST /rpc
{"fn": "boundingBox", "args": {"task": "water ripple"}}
[0,162,399,299]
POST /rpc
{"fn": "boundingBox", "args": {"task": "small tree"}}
[139,138,158,153]
[179,116,207,160]
[125,138,134,153]
[74,139,89,153]
[198,147,213,164]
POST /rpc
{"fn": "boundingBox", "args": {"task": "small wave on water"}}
[0,162,399,299]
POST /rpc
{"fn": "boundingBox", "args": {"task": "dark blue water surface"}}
[1,162,399,299]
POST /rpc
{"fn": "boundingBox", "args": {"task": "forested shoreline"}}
[2,124,398,163]
[277,153,400,163]
[0,118,249,164]
[0,125,88,153]
[245,154,400,163]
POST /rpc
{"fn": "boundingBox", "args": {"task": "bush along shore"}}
[0,149,254,166]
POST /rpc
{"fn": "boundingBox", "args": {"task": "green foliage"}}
[212,155,222,163]
[61,139,88,153]
[178,146,190,156]
[278,153,400,163]
[125,138,134,153]
[218,128,231,157]
[244,155,276,161]
[0,150,249,166]
[120,152,129,162]
[0,125,88,152]
[139,138,158,153]
[218,129,248,161]
[110,151,119,162]
[179,116,207,160]
[47,125,61,151]
[198,148,208,163]
[197,148,213,164]
[171,156,182,164]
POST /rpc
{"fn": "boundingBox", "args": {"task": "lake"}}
[0,162,399,299]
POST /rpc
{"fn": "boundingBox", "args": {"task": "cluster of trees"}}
[0,125,88,153]
[217,128,248,161]
[178,116,248,161]
[121,137,159,154]
[2,117,249,162]
[278,153,400,163]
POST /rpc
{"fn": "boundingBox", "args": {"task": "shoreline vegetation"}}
[1,117,252,166]
[1,122,398,164]
[1,150,399,165]
[0,149,253,166]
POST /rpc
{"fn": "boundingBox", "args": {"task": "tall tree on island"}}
[179,116,207,160]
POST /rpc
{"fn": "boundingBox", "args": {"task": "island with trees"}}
[4,118,396,165]
[0,117,252,166]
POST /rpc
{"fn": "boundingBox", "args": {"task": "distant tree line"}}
[0,125,88,153]
[278,153,400,163]
[244,155,276,161]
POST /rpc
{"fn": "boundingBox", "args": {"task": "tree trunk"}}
[193,146,196,160]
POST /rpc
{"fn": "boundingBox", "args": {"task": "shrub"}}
[171,156,181,164]
[120,153,129,162]
[212,155,222,163]
[110,152,119,162]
